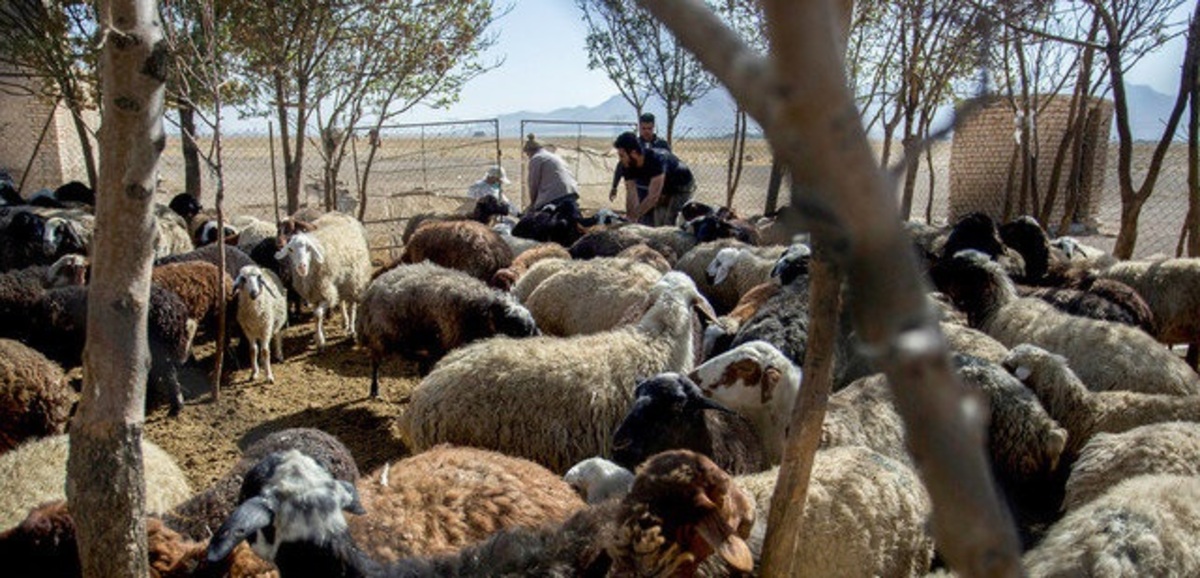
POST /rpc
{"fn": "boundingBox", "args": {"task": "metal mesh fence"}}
[155,119,1194,262]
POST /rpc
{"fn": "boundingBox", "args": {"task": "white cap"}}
[486,166,511,184]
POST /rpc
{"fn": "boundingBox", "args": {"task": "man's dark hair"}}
[613,131,642,153]
[638,112,656,124]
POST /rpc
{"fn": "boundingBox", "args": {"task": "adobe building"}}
[0,62,98,194]
[949,95,1112,233]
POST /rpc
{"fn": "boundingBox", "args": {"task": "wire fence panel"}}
[154,118,1194,261]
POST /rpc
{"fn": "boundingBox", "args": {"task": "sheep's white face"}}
[690,341,799,409]
[276,234,323,278]
[247,451,358,562]
[706,248,741,285]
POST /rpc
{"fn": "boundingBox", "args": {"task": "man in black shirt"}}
[609,112,671,203]
[612,131,695,226]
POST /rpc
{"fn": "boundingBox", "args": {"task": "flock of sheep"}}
[3,176,1200,576]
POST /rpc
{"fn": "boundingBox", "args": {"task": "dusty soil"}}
[138,315,423,492]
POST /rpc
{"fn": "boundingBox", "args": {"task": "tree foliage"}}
[576,0,716,142]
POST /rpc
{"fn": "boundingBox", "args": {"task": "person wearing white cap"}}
[467,165,512,205]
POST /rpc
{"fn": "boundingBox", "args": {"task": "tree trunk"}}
[66,1,166,576]
[1113,195,1147,259]
[765,159,785,214]
[899,135,918,218]
[636,2,1023,575]
[760,243,840,573]
[274,72,299,215]
[180,104,202,200]
[1187,14,1200,257]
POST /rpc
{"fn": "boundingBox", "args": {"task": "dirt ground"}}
[139,315,421,492]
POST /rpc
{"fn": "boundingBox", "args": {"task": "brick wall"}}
[948,95,1113,231]
[0,64,98,194]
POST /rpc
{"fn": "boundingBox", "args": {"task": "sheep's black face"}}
[999,217,1050,281]
[169,193,203,221]
[611,374,731,470]
[680,201,716,223]
[10,212,46,245]
[53,181,95,206]
[944,212,1004,259]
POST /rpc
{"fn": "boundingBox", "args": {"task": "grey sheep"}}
[163,427,359,541]
[399,271,718,474]
[562,457,634,505]
[1003,343,1200,461]
[275,212,371,349]
[1063,421,1200,512]
[346,444,585,562]
[1023,475,1200,576]
[932,249,1200,396]
[231,265,287,383]
[356,261,538,396]
[0,338,74,455]
[0,434,192,532]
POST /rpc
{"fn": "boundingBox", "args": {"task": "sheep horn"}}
[206,495,276,563]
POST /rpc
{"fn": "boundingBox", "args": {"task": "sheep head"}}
[689,340,800,410]
[705,247,742,286]
[611,373,734,472]
[275,233,324,278]
[208,450,364,564]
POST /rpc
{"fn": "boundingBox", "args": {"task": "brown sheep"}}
[395,220,513,282]
[0,339,73,455]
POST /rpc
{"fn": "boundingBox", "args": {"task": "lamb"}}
[563,457,634,505]
[205,448,756,577]
[1022,475,1200,576]
[0,339,74,455]
[394,219,513,283]
[1,500,275,578]
[1062,422,1200,512]
[688,340,801,464]
[399,271,718,474]
[931,249,1200,396]
[1098,257,1200,364]
[610,373,769,476]
[356,262,538,395]
[1002,343,1200,461]
[567,225,682,264]
[519,257,664,336]
[231,265,287,383]
[164,427,360,541]
[489,242,570,291]
[734,445,935,578]
[274,212,371,349]
[938,212,1026,278]
[345,445,586,562]
[0,434,192,532]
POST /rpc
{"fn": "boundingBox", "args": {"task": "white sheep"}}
[674,239,784,313]
[705,246,777,299]
[0,434,192,532]
[940,321,1009,364]
[735,445,935,577]
[520,257,664,336]
[933,249,1200,396]
[399,271,718,474]
[563,457,634,505]
[1023,475,1200,576]
[1003,343,1200,461]
[687,340,801,464]
[1063,421,1200,512]
[232,265,287,383]
[274,212,371,349]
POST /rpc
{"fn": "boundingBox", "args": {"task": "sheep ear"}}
[695,507,754,573]
[337,480,366,515]
[274,244,290,261]
[231,274,245,296]
[686,391,733,414]
[207,495,276,563]
[310,242,325,263]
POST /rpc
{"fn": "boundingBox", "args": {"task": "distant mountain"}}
[496,88,752,138]
[495,83,1185,143]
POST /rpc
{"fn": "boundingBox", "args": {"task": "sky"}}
[407,1,1191,122]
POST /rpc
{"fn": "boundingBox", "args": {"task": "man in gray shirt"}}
[522,134,580,218]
